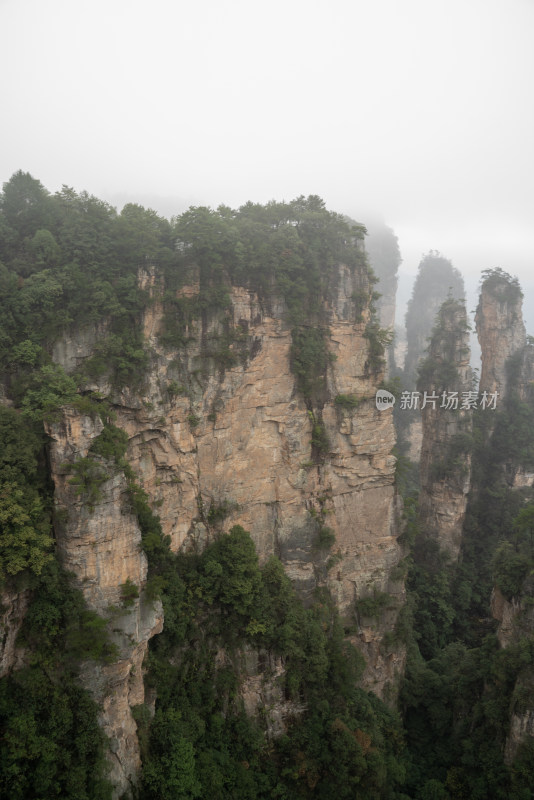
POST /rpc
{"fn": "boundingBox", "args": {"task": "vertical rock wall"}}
[42,261,405,795]
[418,299,473,560]
[0,586,29,678]
[46,409,163,798]
[365,222,401,374]
[477,273,534,763]
[403,254,465,464]
[476,275,526,401]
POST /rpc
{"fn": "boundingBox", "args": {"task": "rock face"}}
[478,274,534,764]
[219,646,305,739]
[505,709,534,764]
[405,419,423,463]
[46,409,148,612]
[475,271,533,491]
[404,254,465,388]
[45,408,163,798]
[402,254,465,463]
[46,262,405,795]
[491,587,534,650]
[476,273,526,401]
[491,583,534,763]
[364,222,401,373]
[418,299,472,560]
[0,586,29,678]
[394,325,407,371]
[51,319,110,374]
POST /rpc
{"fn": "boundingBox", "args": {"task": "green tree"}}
[21,364,77,421]
[142,709,201,800]
[28,228,61,266]
[1,170,52,243]
[0,406,53,583]
[0,482,52,580]
[199,525,263,616]
[114,203,174,268]
[0,668,112,800]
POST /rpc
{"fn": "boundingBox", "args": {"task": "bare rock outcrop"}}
[402,253,465,464]
[0,586,29,678]
[476,270,526,401]
[217,646,305,739]
[418,298,472,560]
[491,587,534,650]
[364,222,401,374]
[46,408,163,799]
[479,273,534,764]
[491,584,534,763]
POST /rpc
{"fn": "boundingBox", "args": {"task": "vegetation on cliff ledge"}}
[0,171,381,419]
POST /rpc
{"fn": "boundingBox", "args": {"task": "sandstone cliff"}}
[418,298,473,560]
[476,269,526,402]
[402,253,465,464]
[0,586,29,678]
[364,222,401,374]
[44,261,405,795]
[45,407,163,796]
[476,272,534,764]
[491,581,534,763]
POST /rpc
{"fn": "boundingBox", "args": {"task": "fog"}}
[2,0,533,327]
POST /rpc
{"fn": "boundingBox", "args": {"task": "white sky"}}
[2,0,534,326]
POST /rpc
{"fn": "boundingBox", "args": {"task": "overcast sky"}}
[2,0,534,327]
